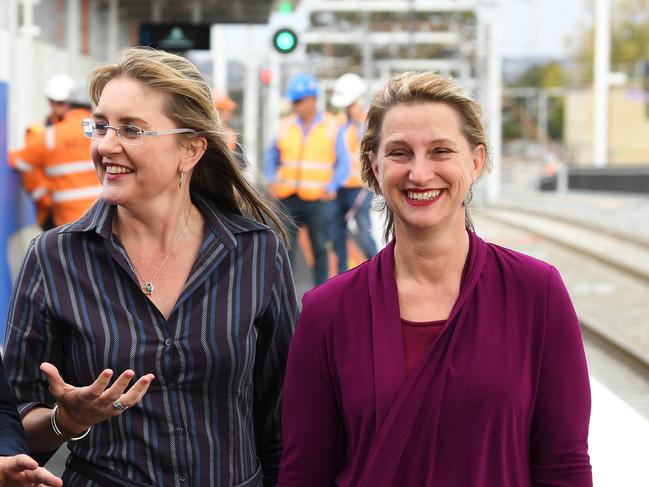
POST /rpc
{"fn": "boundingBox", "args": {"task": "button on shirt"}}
[3,195,298,487]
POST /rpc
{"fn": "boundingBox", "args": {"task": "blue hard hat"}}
[286,73,319,102]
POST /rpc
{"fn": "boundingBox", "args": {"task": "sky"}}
[501,0,590,59]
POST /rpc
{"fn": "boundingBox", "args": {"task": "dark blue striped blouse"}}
[3,195,298,487]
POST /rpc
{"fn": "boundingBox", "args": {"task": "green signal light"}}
[278,0,293,14]
[272,28,298,54]
[276,32,295,50]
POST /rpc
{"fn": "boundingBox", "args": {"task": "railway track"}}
[475,206,649,420]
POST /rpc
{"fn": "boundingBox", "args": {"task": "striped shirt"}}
[3,195,298,487]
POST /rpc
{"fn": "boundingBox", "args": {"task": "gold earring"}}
[179,171,185,189]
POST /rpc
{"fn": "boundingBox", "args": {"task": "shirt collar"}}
[295,111,324,128]
[62,194,268,251]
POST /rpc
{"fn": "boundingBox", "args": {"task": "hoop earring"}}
[371,193,386,211]
[179,171,185,189]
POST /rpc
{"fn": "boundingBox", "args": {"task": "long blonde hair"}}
[360,71,492,242]
[88,47,288,242]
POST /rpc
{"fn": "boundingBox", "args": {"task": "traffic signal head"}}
[272,28,298,54]
[260,68,273,86]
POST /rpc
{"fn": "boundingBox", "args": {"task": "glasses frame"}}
[81,119,197,146]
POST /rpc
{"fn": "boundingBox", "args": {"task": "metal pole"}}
[244,26,260,180]
[6,0,19,32]
[107,0,119,59]
[537,90,548,149]
[485,2,502,203]
[265,49,281,152]
[66,0,81,55]
[15,0,39,145]
[361,11,372,79]
[210,25,227,91]
[593,0,610,167]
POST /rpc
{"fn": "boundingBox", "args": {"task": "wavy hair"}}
[88,47,288,242]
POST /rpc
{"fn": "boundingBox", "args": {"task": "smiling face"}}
[92,76,188,208]
[372,101,485,238]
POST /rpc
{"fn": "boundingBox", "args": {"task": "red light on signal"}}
[260,68,273,85]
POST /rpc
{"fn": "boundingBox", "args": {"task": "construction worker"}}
[330,73,378,273]
[212,88,248,169]
[7,74,75,230]
[10,80,100,227]
[265,73,349,286]
[8,124,53,229]
[44,74,75,126]
[212,89,238,151]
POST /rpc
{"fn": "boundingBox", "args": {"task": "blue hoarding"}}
[0,81,37,344]
[0,80,15,343]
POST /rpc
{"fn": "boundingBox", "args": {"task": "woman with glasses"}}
[3,47,297,487]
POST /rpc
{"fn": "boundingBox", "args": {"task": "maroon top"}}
[279,232,592,487]
[402,319,445,377]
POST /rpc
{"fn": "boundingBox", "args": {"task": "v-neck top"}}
[279,234,592,487]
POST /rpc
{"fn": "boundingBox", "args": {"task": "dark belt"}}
[68,455,264,487]
[67,455,152,487]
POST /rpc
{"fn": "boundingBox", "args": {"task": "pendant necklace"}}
[115,206,191,295]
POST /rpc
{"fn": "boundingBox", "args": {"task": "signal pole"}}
[484,1,502,203]
[593,0,610,167]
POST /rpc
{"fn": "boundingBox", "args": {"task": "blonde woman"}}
[4,47,297,487]
[279,72,592,486]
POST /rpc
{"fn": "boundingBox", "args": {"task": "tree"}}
[503,62,566,142]
[569,0,649,82]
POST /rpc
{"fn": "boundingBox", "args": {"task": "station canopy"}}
[119,0,280,24]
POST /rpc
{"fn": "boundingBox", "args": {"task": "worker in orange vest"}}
[8,124,53,228]
[329,73,378,273]
[264,73,350,286]
[212,88,248,169]
[212,89,238,151]
[10,80,100,227]
[7,74,76,230]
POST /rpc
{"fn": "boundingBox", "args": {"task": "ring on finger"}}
[112,399,128,411]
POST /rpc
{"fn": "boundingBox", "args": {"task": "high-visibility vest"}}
[8,124,53,226]
[273,113,338,201]
[16,108,101,226]
[338,117,364,189]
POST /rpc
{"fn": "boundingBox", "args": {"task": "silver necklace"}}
[115,206,191,295]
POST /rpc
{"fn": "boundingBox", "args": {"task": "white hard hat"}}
[67,79,91,107]
[45,74,75,102]
[331,73,367,108]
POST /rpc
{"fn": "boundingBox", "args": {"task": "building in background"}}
[565,83,649,165]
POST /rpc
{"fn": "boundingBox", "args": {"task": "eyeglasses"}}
[81,119,197,146]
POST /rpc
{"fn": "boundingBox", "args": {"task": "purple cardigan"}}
[279,232,592,486]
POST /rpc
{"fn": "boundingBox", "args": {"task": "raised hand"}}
[0,454,62,487]
[39,362,154,436]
